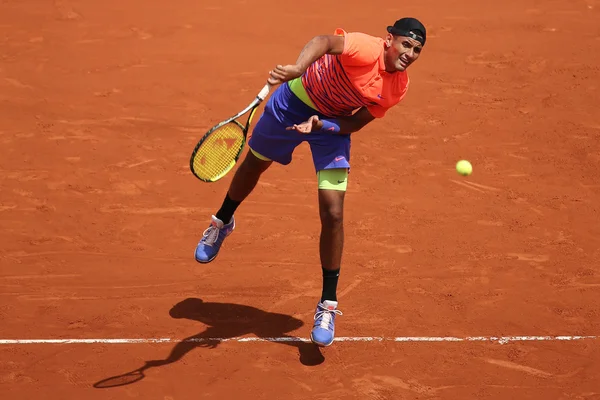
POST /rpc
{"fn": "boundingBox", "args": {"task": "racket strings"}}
[191,123,245,181]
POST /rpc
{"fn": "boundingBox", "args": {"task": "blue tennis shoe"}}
[310,300,342,347]
[195,215,235,263]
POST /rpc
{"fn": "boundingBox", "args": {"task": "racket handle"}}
[257,83,271,101]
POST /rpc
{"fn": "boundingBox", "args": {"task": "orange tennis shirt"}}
[301,28,409,118]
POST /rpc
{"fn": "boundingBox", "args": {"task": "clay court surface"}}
[2,0,600,398]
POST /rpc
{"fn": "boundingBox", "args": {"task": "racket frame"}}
[189,84,271,182]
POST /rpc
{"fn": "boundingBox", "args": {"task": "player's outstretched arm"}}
[267,35,345,86]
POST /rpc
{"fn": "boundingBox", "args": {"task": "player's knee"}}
[318,192,344,226]
[319,202,344,226]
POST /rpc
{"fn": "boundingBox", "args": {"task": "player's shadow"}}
[93,298,324,388]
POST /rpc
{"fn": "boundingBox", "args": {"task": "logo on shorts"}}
[335,156,344,162]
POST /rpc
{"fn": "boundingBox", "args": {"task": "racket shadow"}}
[93,298,324,389]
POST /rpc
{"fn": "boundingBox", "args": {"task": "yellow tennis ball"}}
[456,160,473,176]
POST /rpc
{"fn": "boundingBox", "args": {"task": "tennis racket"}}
[189,83,272,182]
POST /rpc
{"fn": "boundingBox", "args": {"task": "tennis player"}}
[195,18,426,347]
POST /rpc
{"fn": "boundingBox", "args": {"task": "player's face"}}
[385,35,423,72]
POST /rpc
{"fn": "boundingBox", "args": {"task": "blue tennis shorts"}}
[247,82,351,172]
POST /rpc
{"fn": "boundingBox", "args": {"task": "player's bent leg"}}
[194,149,272,263]
[195,97,304,264]
[310,168,347,346]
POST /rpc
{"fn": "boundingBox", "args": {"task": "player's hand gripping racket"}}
[189,83,271,182]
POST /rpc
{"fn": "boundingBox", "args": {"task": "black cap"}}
[387,17,426,46]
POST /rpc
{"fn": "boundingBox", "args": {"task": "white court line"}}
[0,336,597,345]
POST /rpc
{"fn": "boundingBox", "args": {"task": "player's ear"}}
[385,33,393,48]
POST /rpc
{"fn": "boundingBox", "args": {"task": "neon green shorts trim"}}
[317,168,348,191]
[288,77,318,110]
[250,147,271,162]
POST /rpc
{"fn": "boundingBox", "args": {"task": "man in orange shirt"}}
[195,18,426,347]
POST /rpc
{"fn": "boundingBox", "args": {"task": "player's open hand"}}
[267,64,304,85]
[286,115,322,134]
